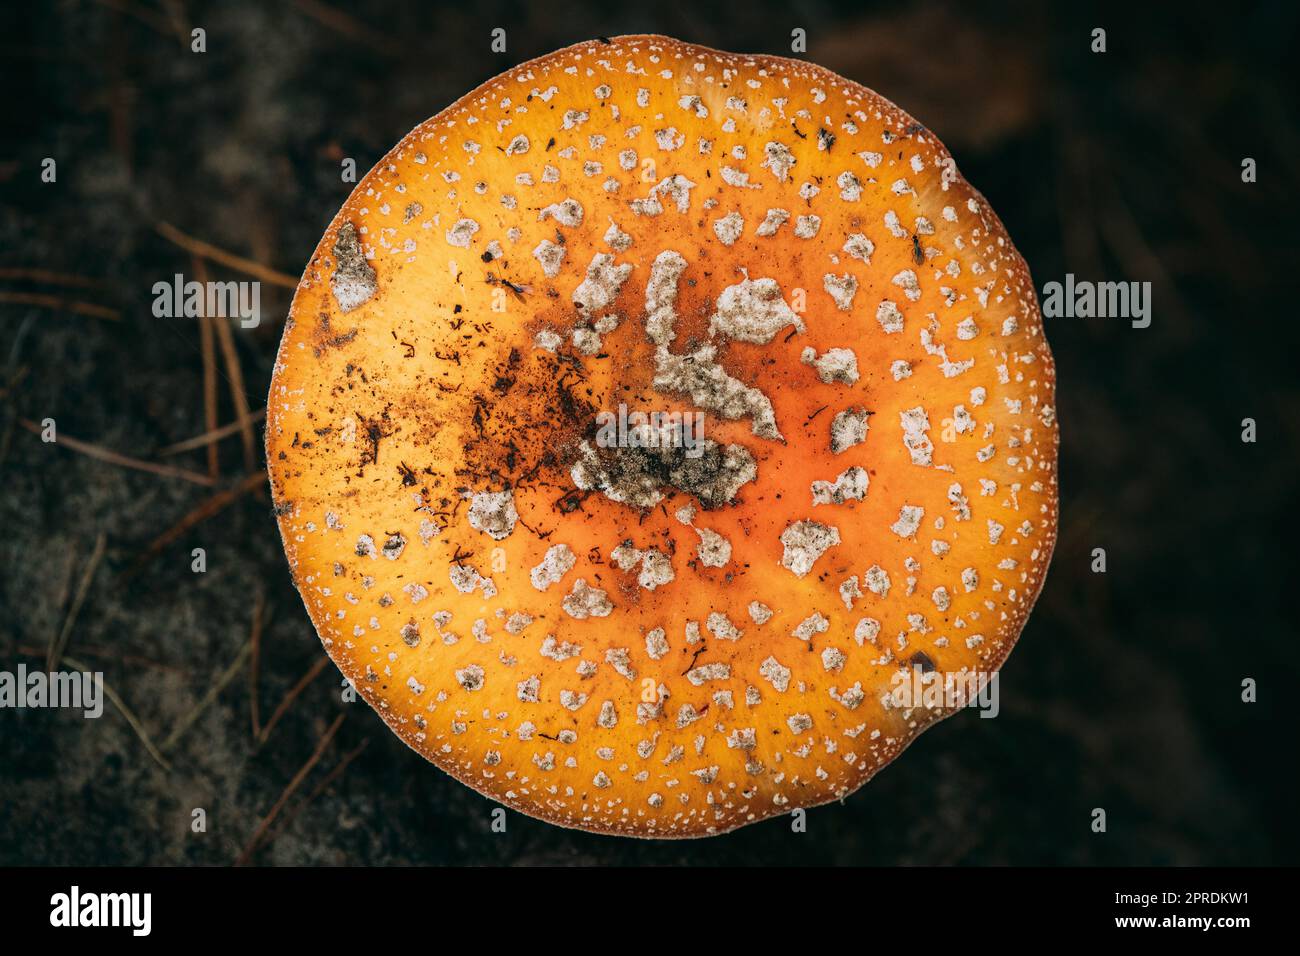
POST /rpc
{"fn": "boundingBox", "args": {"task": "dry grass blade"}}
[17,643,186,675]
[19,417,215,485]
[51,549,79,631]
[48,532,107,672]
[58,653,171,773]
[160,639,254,753]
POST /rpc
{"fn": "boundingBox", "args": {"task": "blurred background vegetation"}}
[2,0,1297,864]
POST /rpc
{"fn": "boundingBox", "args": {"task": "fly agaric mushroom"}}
[267,35,1058,838]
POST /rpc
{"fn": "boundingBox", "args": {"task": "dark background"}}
[2,0,1297,865]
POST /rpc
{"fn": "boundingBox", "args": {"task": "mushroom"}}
[267,35,1058,838]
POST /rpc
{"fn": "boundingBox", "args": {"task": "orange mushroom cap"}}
[267,35,1058,837]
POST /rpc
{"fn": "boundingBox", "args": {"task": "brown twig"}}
[16,643,186,675]
[158,408,266,457]
[257,656,330,747]
[1098,168,1190,330]
[47,532,107,672]
[213,320,258,473]
[158,0,191,46]
[193,256,258,477]
[0,291,119,321]
[235,713,346,866]
[155,221,297,289]
[123,470,266,578]
[0,415,12,468]
[1054,129,1104,281]
[290,0,401,57]
[197,298,219,479]
[106,4,134,172]
[90,0,174,37]
[0,365,29,402]
[19,417,215,485]
[249,588,267,740]
[0,268,103,288]
[260,738,370,849]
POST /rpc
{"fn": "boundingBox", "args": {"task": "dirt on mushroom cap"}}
[266,34,1059,838]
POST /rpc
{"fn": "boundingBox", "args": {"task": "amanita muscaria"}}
[267,35,1058,837]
